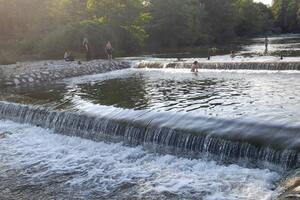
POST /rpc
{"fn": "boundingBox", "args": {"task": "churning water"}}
[0,121,280,200]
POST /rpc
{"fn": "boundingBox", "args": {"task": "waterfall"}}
[0,101,299,170]
[137,61,300,70]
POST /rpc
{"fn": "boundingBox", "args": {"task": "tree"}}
[234,0,273,36]
[272,0,300,33]
[202,0,238,43]
[146,0,206,49]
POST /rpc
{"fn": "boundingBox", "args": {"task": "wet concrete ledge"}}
[0,59,131,87]
[138,60,300,70]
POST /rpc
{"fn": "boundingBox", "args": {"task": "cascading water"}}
[0,101,299,170]
[137,60,300,70]
[0,120,280,200]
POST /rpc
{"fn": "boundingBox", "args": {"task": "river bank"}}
[0,59,130,87]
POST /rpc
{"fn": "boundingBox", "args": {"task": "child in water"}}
[230,50,236,58]
[191,61,199,73]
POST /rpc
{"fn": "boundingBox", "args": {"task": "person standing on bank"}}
[264,36,269,54]
[83,38,91,61]
[105,41,113,60]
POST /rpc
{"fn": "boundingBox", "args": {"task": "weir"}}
[2,59,300,87]
[137,60,300,70]
[0,101,299,170]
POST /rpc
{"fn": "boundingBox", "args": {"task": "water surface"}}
[1,34,300,200]
[3,68,300,127]
[137,34,300,60]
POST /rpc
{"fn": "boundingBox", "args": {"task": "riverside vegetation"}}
[0,0,300,64]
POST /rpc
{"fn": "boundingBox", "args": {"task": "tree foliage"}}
[0,0,298,61]
[234,0,273,36]
[147,0,206,48]
[272,0,300,33]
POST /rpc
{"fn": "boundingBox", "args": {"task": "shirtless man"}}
[191,61,199,73]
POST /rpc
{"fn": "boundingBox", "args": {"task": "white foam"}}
[65,68,137,85]
[0,120,280,199]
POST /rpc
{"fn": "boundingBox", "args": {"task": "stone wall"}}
[0,60,131,87]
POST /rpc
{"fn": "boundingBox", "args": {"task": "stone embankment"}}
[0,59,131,87]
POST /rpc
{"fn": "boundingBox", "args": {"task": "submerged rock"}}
[0,131,12,139]
[13,79,20,85]
[277,170,300,200]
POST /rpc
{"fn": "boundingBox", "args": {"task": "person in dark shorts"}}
[105,41,113,60]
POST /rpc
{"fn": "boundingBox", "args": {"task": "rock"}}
[5,81,14,86]
[277,171,300,200]
[28,77,34,82]
[13,79,20,85]
[41,71,50,75]
[0,131,12,139]
[0,59,131,87]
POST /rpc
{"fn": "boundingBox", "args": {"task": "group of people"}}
[64,36,272,73]
[191,36,270,73]
[64,38,113,62]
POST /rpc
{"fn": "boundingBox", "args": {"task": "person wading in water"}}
[83,38,91,61]
[105,41,113,60]
[191,61,199,73]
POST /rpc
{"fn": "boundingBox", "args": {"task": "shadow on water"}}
[0,82,73,110]
[78,74,149,109]
[76,74,236,112]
